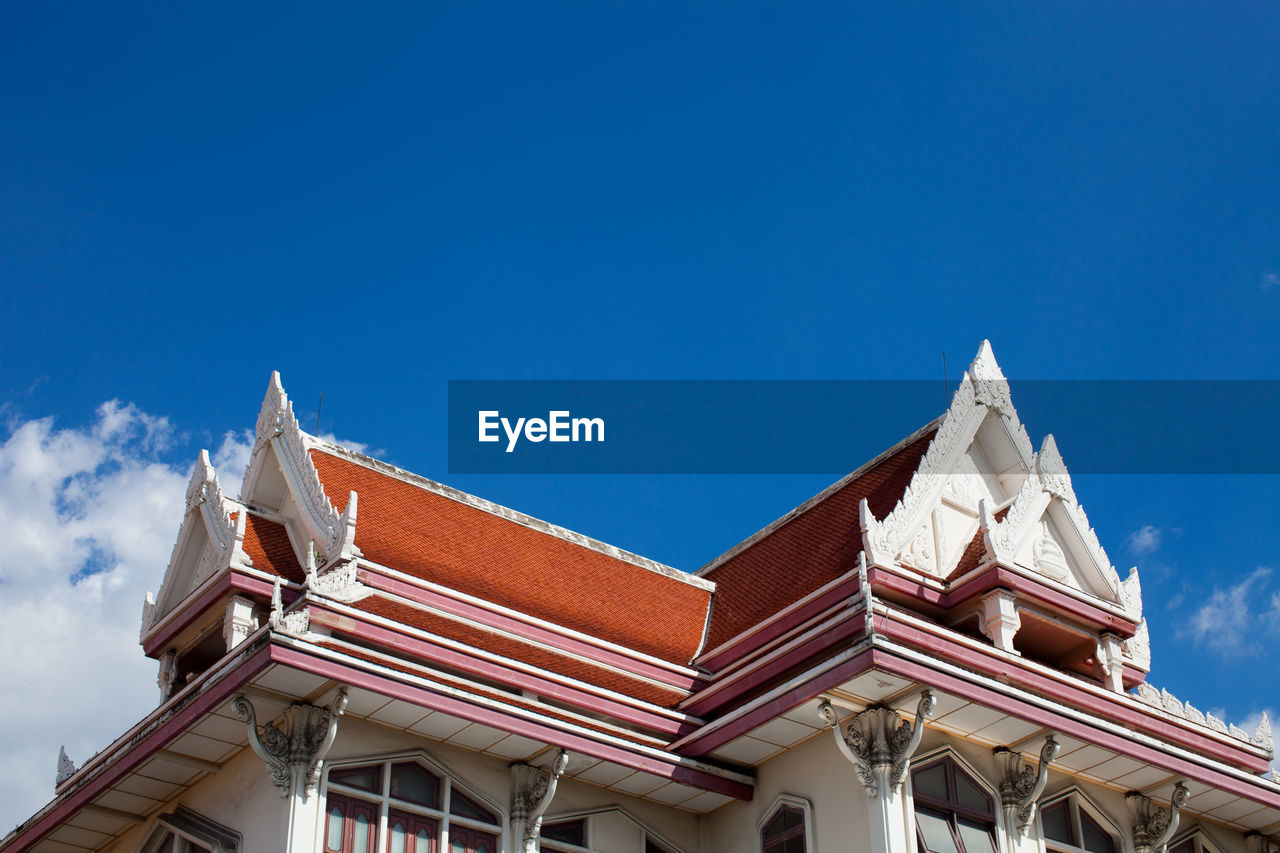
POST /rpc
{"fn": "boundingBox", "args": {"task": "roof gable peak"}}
[242,371,359,565]
[141,450,251,642]
[863,340,1036,569]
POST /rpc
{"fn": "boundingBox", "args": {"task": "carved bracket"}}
[511,750,569,852]
[1127,783,1190,853]
[818,690,935,798]
[995,736,1060,836]
[233,688,349,802]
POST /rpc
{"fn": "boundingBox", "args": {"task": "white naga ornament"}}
[817,691,936,797]
[510,750,569,853]
[1127,783,1191,853]
[995,736,1060,836]
[233,688,349,801]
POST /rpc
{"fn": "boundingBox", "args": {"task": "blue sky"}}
[2,1,1279,831]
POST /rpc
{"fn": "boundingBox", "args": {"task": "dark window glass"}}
[1081,811,1115,853]
[762,804,806,853]
[449,790,498,826]
[1168,842,1195,853]
[390,762,441,808]
[954,773,992,814]
[911,758,995,853]
[543,820,585,845]
[1042,800,1074,845]
[914,763,950,800]
[330,765,381,794]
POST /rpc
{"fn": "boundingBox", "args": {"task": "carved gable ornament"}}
[142,450,252,640]
[860,342,1143,625]
[241,372,361,567]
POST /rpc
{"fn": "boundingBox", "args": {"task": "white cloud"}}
[0,403,189,833]
[317,432,382,459]
[1263,272,1279,292]
[1126,524,1162,556]
[1187,567,1275,653]
[211,429,255,498]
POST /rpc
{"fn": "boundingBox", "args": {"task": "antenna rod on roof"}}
[317,393,324,437]
[942,351,948,409]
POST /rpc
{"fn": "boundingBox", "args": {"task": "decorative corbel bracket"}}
[1127,783,1190,853]
[233,688,349,802]
[995,735,1060,836]
[511,749,569,853]
[818,690,935,798]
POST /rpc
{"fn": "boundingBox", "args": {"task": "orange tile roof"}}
[700,428,935,651]
[355,594,687,708]
[309,450,711,665]
[238,512,305,584]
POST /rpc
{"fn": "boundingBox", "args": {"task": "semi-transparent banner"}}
[447,380,1280,474]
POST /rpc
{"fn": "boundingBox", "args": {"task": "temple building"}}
[5,342,1279,853]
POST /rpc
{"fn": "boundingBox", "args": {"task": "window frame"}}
[1167,827,1227,853]
[138,806,240,853]
[755,794,815,853]
[320,751,506,853]
[1038,788,1123,853]
[538,806,688,853]
[908,751,1000,853]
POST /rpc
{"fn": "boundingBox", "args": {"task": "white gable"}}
[862,341,1144,625]
[141,450,251,641]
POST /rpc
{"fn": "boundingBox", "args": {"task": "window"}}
[1168,830,1223,853]
[542,820,586,846]
[141,806,239,853]
[911,757,997,853]
[539,808,683,853]
[1041,793,1119,853]
[761,805,805,853]
[322,756,502,853]
[756,796,812,853]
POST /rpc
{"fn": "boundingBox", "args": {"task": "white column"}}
[819,691,935,853]
[980,591,1021,653]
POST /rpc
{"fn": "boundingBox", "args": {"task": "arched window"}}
[1040,792,1120,853]
[911,756,997,853]
[322,756,502,853]
[758,795,812,853]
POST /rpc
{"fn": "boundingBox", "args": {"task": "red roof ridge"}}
[696,416,943,578]
[308,436,715,593]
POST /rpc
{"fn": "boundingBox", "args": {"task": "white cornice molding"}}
[243,372,359,565]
